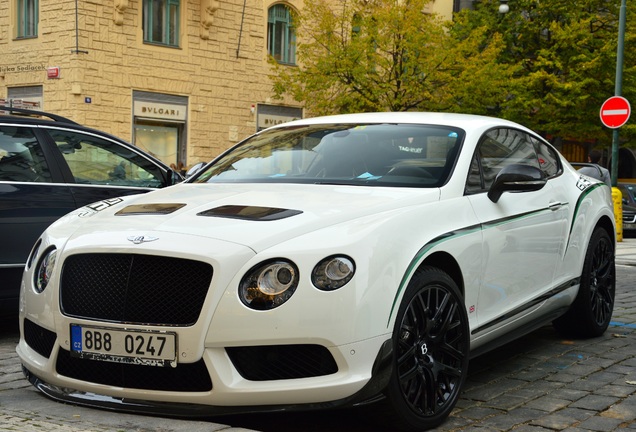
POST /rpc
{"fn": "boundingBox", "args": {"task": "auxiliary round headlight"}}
[34,248,57,293]
[239,260,299,310]
[312,256,355,291]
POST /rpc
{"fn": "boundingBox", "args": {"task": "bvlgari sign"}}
[134,101,187,121]
[255,104,303,131]
[257,113,300,129]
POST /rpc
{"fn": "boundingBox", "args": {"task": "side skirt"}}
[471,277,579,336]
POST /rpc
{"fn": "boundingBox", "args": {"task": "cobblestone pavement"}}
[1,239,635,432]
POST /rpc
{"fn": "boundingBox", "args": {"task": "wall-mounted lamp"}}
[499,0,509,13]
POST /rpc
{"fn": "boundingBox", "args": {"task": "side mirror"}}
[488,164,547,203]
[171,170,184,185]
[185,162,206,178]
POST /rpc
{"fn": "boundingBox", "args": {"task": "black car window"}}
[48,129,165,188]
[465,153,483,193]
[466,128,540,194]
[0,126,52,183]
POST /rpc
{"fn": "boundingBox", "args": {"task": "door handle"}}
[548,202,563,211]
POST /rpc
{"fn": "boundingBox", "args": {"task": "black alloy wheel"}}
[384,266,469,431]
[589,231,615,327]
[553,227,615,337]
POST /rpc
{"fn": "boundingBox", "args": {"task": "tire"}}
[553,227,615,338]
[382,266,470,431]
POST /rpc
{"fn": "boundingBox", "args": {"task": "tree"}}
[451,0,636,143]
[270,0,516,116]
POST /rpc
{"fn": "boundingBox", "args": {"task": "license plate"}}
[70,325,177,367]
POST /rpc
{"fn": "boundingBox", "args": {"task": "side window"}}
[268,4,296,65]
[465,153,483,194]
[48,129,165,188]
[0,126,52,182]
[531,136,561,178]
[143,0,180,47]
[16,0,38,39]
[466,128,540,194]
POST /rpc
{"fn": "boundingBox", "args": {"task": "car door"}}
[0,125,76,306]
[42,127,172,208]
[465,128,569,332]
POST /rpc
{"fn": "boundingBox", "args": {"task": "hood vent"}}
[116,203,186,216]
[198,205,302,221]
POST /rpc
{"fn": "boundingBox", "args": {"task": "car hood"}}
[62,183,440,253]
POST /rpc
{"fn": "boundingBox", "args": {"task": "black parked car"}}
[0,107,181,316]
[618,182,636,236]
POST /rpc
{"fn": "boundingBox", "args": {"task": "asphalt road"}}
[1,265,635,432]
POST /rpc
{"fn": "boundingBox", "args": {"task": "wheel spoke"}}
[432,297,459,337]
[397,343,417,367]
[438,340,466,364]
[397,358,419,382]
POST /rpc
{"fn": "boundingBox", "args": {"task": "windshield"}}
[192,123,464,187]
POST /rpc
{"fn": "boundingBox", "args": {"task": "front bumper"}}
[19,331,393,416]
[17,314,390,411]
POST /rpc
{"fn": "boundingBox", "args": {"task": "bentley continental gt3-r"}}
[17,112,616,431]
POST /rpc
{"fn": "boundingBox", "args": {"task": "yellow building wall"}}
[1,0,452,166]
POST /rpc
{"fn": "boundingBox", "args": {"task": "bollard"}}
[612,187,623,242]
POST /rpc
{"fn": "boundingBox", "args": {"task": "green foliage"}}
[271,0,636,144]
[270,0,514,115]
[450,0,636,143]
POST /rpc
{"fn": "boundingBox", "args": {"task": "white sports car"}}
[17,112,615,431]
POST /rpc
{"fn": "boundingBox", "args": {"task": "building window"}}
[16,0,38,39]
[7,85,43,109]
[132,91,188,169]
[143,0,180,47]
[268,4,296,65]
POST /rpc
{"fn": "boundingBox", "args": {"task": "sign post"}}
[601,0,630,241]
[609,0,627,188]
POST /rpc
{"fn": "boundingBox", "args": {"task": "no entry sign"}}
[600,96,631,129]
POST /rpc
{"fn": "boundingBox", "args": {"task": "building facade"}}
[1,0,464,169]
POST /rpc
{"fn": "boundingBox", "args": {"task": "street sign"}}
[600,96,631,129]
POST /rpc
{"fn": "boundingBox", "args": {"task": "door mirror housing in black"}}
[488,164,547,203]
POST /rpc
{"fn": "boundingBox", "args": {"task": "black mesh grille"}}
[24,319,57,358]
[226,345,338,381]
[56,349,212,392]
[60,253,213,325]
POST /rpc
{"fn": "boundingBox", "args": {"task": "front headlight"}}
[34,247,57,293]
[239,260,299,310]
[312,255,355,291]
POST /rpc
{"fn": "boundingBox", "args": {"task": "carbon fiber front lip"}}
[21,363,385,418]
[21,365,217,417]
